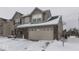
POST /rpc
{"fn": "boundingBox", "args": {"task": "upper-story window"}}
[32,18,42,24]
[37,18,41,23]
[15,18,21,25]
[21,17,30,24]
[32,14,42,24]
[21,18,24,24]
[32,19,36,24]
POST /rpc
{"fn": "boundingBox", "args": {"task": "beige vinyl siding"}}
[24,17,30,24]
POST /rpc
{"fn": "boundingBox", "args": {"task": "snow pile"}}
[46,37,79,51]
[69,36,76,38]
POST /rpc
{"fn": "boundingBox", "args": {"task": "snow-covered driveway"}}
[0,36,79,51]
[0,37,49,51]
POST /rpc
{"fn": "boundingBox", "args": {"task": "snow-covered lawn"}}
[0,36,79,51]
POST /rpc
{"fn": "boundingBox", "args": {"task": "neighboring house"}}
[0,12,23,37]
[10,11,23,36]
[0,18,10,36]
[15,8,63,40]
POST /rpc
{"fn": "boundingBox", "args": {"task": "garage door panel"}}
[29,31,54,40]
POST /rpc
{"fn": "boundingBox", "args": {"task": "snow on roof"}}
[17,16,61,28]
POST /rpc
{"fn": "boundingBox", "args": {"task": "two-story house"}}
[0,18,11,37]
[10,11,23,36]
[0,12,23,37]
[13,8,63,40]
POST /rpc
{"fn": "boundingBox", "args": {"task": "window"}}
[32,19,36,23]
[15,18,21,25]
[15,19,20,23]
[32,18,42,24]
[37,18,41,23]
[15,22,20,25]
[21,19,24,24]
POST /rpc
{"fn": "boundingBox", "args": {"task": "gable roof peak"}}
[34,7,42,11]
[31,7,43,14]
[15,11,23,15]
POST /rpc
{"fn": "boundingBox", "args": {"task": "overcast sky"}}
[0,7,79,30]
